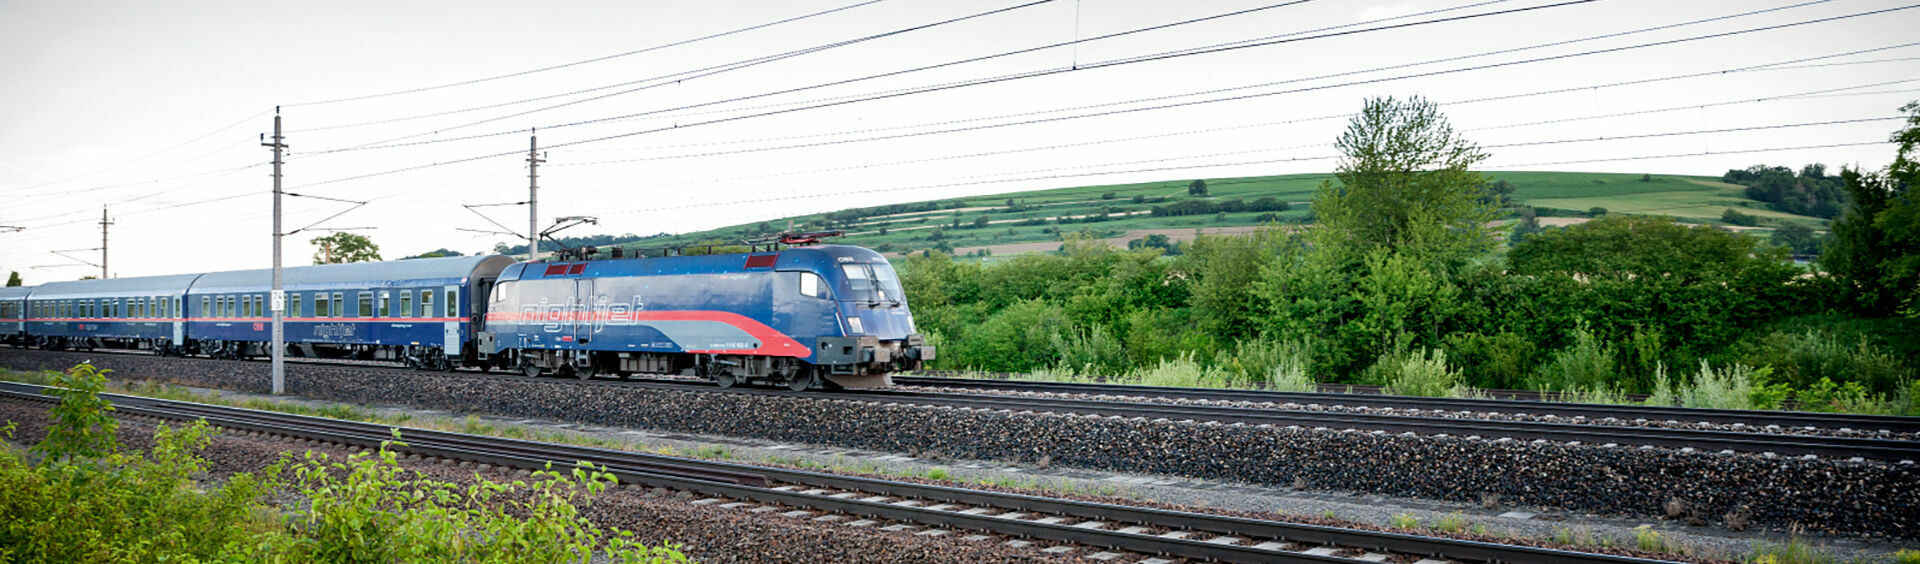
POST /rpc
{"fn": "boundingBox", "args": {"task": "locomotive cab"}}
[785,246,933,388]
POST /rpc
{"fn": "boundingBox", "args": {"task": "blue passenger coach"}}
[0,286,31,347]
[185,255,512,368]
[25,274,200,353]
[482,245,930,389]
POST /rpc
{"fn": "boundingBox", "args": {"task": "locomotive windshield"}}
[839,263,904,305]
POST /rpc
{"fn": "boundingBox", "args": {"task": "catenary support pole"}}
[265,110,287,395]
[98,207,111,279]
[528,130,543,261]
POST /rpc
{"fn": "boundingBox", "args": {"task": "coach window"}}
[399,291,412,318]
[227,296,237,318]
[330,293,344,317]
[799,272,828,299]
[446,289,459,318]
[200,297,209,317]
[421,290,434,317]
[377,292,390,317]
[289,294,302,318]
[357,292,372,318]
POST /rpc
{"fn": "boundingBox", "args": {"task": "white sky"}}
[1,0,1915,284]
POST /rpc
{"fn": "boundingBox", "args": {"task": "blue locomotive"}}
[482,244,929,389]
[0,242,930,389]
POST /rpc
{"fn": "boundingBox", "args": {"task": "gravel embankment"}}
[0,398,1078,563]
[3,348,1915,540]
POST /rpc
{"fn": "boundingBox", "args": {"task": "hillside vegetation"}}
[894,97,1920,415]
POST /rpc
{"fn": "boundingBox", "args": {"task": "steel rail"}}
[894,375,1920,434]
[0,381,1672,564]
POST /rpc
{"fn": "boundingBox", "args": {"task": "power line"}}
[306,0,1329,154]
[447,0,1911,160]
[0,110,268,197]
[283,0,892,107]
[291,0,1060,137]
[11,3,1902,238]
[127,2,1908,207]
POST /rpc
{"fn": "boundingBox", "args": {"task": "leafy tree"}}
[972,214,990,228]
[1821,101,1920,317]
[5,271,19,286]
[34,363,119,461]
[1587,207,1608,217]
[311,232,382,264]
[1311,96,1498,266]
[1771,223,1822,255]
[1188,179,1209,196]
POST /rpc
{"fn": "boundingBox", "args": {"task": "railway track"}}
[0,381,1676,564]
[892,375,1920,435]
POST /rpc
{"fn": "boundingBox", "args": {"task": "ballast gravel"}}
[2,348,1915,540]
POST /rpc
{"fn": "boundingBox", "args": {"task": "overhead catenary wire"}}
[278,3,1916,195]
[304,0,1330,154]
[291,0,1062,137]
[282,0,892,108]
[313,0,1855,157]
[19,1,1894,232]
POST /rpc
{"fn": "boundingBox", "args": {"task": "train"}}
[0,243,931,390]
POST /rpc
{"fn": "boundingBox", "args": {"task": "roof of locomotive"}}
[188,255,514,294]
[31,274,204,300]
[497,244,892,282]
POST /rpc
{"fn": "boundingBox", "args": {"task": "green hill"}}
[599,170,1824,258]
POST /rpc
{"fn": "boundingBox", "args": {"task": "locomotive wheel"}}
[786,369,815,392]
[522,362,543,378]
[714,371,736,389]
[574,363,596,381]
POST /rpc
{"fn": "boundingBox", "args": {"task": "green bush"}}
[1793,377,1896,415]
[1743,330,1912,394]
[1376,348,1462,398]
[1443,332,1537,390]
[1528,324,1616,394]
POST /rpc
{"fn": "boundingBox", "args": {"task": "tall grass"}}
[1528,324,1615,393]
[1678,361,1764,410]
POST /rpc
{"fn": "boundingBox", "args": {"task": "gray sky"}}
[2,0,1915,284]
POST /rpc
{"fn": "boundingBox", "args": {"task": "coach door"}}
[572,279,594,346]
[172,297,185,346]
[442,285,462,355]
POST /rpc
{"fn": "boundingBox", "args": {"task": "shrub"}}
[1679,361,1770,410]
[1377,348,1463,398]
[1220,339,1313,389]
[35,363,120,462]
[1528,324,1615,393]
[1121,352,1240,388]
[1743,330,1912,394]
[1444,332,1537,390]
[1794,377,1895,415]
